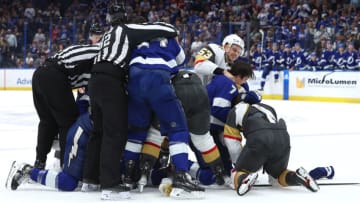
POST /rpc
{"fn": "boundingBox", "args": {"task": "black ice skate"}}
[236,172,258,196]
[213,164,226,185]
[123,160,136,189]
[295,167,319,192]
[6,161,33,190]
[170,171,205,199]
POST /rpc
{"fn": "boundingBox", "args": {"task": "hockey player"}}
[259,42,283,91]
[122,36,205,199]
[193,33,245,84]
[292,42,308,70]
[319,41,335,70]
[305,52,321,71]
[146,62,259,191]
[222,102,320,195]
[344,42,359,70]
[204,61,259,177]
[251,44,264,70]
[333,42,347,70]
[282,43,294,70]
[6,111,95,192]
[207,61,259,132]
[136,69,230,192]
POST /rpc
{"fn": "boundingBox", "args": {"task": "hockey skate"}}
[137,160,151,193]
[138,155,156,192]
[170,171,205,199]
[213,165,225,185]
[236,172,258,196]
[295,167,319,192]
[123,160,136,189]
[100,185,131,200]
[159,177,173,196]
[5,161,33,190]
[81,182,100,192]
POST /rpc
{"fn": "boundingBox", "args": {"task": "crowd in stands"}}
[0,0,359,70]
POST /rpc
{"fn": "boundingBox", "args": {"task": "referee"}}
[82,4,179,199]
[32,25,103,169]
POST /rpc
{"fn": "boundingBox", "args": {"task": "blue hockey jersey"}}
[207,75,239,131]
[129,38,185,74]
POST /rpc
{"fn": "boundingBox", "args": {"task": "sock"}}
[309,166,334,180]
[31,168,78,191]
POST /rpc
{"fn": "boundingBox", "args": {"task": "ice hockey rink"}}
[0,90,359,203]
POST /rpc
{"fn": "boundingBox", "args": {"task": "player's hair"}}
[229,61,255,79]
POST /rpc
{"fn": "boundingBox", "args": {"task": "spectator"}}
[314,23,330,45]
[189,36,205,66]
[24,2,36,20]
[58,25,70,46]
[25,51,34,68]
[51,25,59,42]
[33,28,46,46]
[33,53,46,68]
[15,58,25,69]
[4,29,17,55]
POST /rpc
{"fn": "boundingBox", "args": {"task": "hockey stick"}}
[259,29,264,71]
[253,182,360,187]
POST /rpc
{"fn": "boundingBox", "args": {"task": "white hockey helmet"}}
[222,34,245,56]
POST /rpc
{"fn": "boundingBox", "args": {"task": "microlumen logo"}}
[296,74,357,88]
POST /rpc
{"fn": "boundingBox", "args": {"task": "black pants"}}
[172,73,210,135]
[32,65,78,166]
[83,63,128,189]
[235,118,290,178]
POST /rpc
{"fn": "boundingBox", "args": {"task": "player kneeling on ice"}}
[223,102,320,195]
[6,112,93,191]
[5,112,128,196]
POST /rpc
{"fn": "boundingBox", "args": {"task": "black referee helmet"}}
[108,4,128,25]
[89,23,104,35]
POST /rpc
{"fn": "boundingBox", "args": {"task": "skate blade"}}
[5,161,17,189]
[138,184,144,193]
[138,175,147,193]
[238,173,258,196]
[170,188,205,199]
[297,167,320,192]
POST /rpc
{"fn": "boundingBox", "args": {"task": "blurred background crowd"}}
[0,0,359,69]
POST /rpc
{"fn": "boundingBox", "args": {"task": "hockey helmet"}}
[108,4,128,25]
[222,34,245,55]
[89,23,104,35]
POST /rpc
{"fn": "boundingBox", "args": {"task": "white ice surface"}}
[0,91,359,203]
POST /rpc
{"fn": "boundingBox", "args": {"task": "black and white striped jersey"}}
[51,44,100,88]
[94,23,178,70]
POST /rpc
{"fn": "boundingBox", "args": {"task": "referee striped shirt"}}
[51,44,100,88]
[94,23,178,71]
